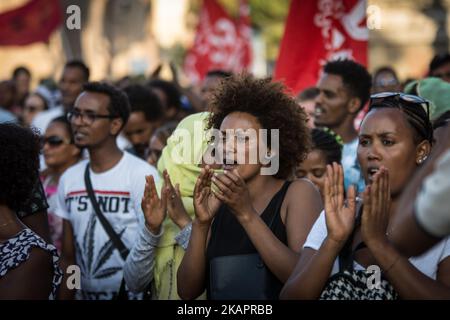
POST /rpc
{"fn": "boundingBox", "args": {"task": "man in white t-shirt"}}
[56,82,158,300]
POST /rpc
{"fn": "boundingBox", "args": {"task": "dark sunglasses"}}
[41,135,70,148]
[67,110,116,125]
[369,92,430,117]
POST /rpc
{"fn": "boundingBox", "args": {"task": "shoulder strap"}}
[84,164,129,260]
[266,181,292,230]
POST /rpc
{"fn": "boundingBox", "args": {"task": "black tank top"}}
[206,181,291,296]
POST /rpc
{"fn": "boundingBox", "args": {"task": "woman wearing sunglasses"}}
[40,116,82,253]
[281,92,450,299]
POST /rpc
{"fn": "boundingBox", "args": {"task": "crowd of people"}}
[1,53,450,300]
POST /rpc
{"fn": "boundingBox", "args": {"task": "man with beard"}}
[314,59,372,193]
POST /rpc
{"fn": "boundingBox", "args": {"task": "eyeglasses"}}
[369,92,430,118]
[41,135,70,148]
[67,110,117,125]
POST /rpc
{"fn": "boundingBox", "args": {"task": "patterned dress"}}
[0,228,63,299]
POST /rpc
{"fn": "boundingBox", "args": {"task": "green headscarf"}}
[152,112,216,300]
[404,77,450,121]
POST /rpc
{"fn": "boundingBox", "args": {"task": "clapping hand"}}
[323,163,357,246]
[193,166,221,226]
[141,175,167,235]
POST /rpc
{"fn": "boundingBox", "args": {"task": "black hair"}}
[369,95,433,144]
[311,128,342,165]
[147,79,181,110]
[373,66,398,80]
[429,53,450,74]
[65,60,90,82]
[324,59,372,111]
[208,73,311,179]
[297,87,320,102]
[206,70,233,79]
[83,82,130,130]
[12,66,31,79]
[0,124,40,212]
[433,110,450,130]
[49,116,76,143]
[123,84,164,122]
[152,121,177,145]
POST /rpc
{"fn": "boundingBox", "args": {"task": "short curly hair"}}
[207,73,311,179]
[0,123,41,211]
[83,82,130,131]
[324,59,372,112]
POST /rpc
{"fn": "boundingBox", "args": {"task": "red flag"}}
[274,0,368,95]
[184,0,252,84]
[0,0,62,46]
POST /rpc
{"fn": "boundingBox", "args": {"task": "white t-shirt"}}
[304,211,450,280]
[55,152,159,299]
[415,149,450,238]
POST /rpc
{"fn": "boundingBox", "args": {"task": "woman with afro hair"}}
[0,124,62,299]
[177,73,323,300]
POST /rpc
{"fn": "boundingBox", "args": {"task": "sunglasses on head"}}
[41,135,70,148]
[369,92,430,117]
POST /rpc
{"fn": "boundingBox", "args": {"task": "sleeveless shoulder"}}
[0,228,63,299]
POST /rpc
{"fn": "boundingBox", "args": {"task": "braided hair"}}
[369,95,434,145]
[311,128,343,165]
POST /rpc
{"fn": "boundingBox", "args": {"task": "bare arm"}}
[280,239,343,300]
[368,241,450,299]
[363,167,450,299]
[0,247,53,299]
[281,163,357,299]
[177,167,218,300]
[57,219,76,300]
[170,62,205,113]
[177,220,210,300]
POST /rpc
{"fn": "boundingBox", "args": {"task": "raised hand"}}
[169,61,180,87]
[150,63,163,79]
[193,166,221,225]
[211,168,254,220]
[361,167,391,247]
[163,170,191,229]
[323,162,357,245]
[141,175,167,234]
